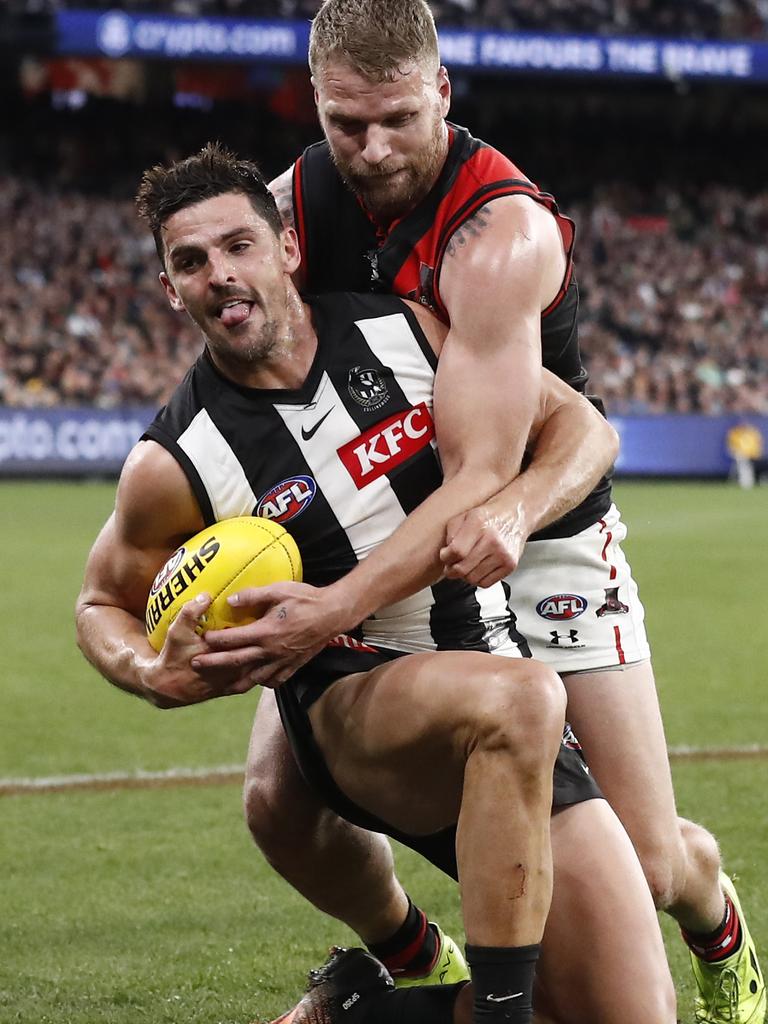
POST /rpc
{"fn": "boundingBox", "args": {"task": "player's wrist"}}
[322,577,366,636]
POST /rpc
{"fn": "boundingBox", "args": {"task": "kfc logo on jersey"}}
[536,594,588,621]
[338,403,435,489]
[257,476,316,523]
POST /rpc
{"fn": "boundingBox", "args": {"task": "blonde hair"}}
[309,0,440,81]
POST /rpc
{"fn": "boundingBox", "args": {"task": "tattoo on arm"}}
[444,205,493,258]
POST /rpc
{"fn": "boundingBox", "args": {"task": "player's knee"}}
[243,766,325,869]
[468,660,566,769]
[243,769,287,858]
[679,816,722,885]
[635,817,719,911]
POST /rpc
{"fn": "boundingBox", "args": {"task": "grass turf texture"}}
[2,479,766,1021]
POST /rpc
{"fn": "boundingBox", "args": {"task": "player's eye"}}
[177,255,202,273]
[386,113,417,128]
[333,118,365,135]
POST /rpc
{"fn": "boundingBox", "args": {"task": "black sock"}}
[365,983,465,1024]
[682,894,743,963]
[368,897,439,978]
[466,943,540,1023]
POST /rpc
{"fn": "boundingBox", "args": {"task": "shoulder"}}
[115,440,204,551]
[268,165,296,230]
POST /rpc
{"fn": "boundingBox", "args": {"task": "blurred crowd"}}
[574,185,768,415]
[0,174,765,415]
[7,0,768,41]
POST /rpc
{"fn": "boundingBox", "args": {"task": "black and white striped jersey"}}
[143,291,525,657]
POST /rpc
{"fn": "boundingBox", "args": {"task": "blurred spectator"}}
[575,183,768,416]
[0,173,765,414]
[726,421,767,486]
[8,0,768,41]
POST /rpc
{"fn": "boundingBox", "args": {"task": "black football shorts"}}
[275,643,602,881]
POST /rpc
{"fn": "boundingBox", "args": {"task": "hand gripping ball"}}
[145,517,302,652]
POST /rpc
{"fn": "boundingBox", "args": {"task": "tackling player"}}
[76,146,675,1023]
[205,3,764,1023]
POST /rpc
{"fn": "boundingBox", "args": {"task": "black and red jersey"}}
[291,123,612,537]
[292,122,586,393]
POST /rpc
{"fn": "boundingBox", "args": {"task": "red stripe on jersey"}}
[598,519,618,581]
[614,625,626,665]
[390,141,576,325]
[292,157,308,266]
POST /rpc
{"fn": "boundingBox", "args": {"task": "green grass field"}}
[1,480,766,1023]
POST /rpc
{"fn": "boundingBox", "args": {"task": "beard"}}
[330,117,447,223]
[196,299,288,383]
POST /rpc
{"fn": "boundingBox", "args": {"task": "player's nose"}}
[207,250,237,286]
[360,126,392,165]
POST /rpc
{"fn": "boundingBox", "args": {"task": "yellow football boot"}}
[691,873,766,1024]
[394,923,470,988]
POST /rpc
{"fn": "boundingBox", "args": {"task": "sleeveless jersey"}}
[143,291,526,657]
[291,124,612,538]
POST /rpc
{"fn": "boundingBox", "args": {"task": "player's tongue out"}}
[219,301,252,327]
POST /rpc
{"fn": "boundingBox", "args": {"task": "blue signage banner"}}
[57,10,309,62]
[0,407,154,476]
[1,407,765,478]
[56,10,768,81]
[613,414,768,476]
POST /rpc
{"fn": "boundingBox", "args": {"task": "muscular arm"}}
[75,441,251,707]
[436,194,565,476]
[442,377,618,587]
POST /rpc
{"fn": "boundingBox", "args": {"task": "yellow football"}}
[145,517,302,652]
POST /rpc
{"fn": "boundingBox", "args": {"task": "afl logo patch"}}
[536,594,588,621]
[150,547,186,596]
[258,476,316,524]
[348,366,389,411]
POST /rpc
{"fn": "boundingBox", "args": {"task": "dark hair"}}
[135,142,283,267]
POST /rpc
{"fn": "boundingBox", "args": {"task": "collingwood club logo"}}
[347,366,389,411]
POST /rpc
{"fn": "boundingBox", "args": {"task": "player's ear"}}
[436,66,451,117]
[281,226,301,276]
[160,271,185,313]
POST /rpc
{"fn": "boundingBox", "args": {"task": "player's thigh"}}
[561,660,681,856]
[307,650,562,836]
[536,800,676,1024]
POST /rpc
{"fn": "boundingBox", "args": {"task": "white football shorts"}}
[506,503,651,673]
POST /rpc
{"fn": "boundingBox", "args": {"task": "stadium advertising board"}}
[1,408,765,477]
[0,408,152,476]
[56,10,768,81]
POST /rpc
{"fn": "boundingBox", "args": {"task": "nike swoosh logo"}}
[301,407,334,441]
[487,992,523,1002]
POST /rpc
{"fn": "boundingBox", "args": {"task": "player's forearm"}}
[487,401,618,539]
[325,466,510,624]
[76,603,157,702]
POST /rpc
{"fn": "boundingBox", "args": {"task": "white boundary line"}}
[0,764,244,794]
[2,746,767,796]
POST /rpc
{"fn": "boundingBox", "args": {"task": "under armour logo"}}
[548,629,585,648]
